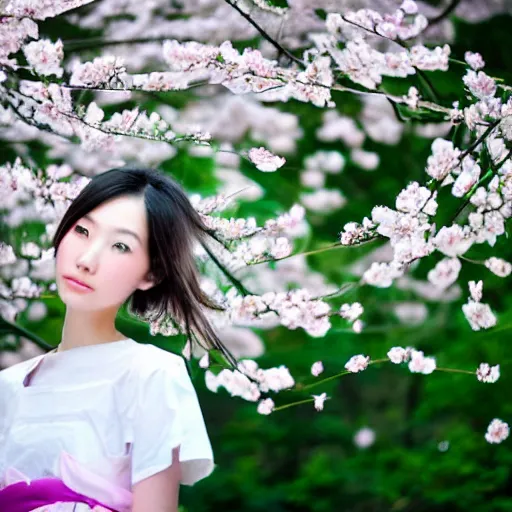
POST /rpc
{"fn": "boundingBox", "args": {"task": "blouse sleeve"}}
[127,355,215,487]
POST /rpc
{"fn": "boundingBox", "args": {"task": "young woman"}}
[0,167,239,512]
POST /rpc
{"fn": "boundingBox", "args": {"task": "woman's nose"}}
[76,245,101,273]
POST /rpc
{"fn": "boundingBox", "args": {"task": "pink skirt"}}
[0,476,118,512]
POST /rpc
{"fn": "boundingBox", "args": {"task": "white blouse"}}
[0,338,215,510]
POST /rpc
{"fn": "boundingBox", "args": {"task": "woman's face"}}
[55,194,156,311]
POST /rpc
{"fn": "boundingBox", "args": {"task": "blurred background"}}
[1,0,512,510]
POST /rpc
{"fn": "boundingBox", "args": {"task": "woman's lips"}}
[63,276,94,292]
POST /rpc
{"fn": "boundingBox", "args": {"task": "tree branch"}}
[223,0,304,66]
[427,0,461,27]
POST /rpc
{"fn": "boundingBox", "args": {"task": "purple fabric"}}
[0,477,118,512]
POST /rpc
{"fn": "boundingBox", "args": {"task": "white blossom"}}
[387,346,412,364]
[469,280,483,302]
[363,261,404,288]
[23,39,64,77]
[312,392,329,411]
[345,354,370,373]
[462,301,497,331]
[408,349,436,374]
[426,138,461,181]
[311,361,324,377]
[0,243,17,266]
[463,70,497,99]
[433,225,473,257]
[427,257,462,289]
[451,156,481,198]
[476,363,500,383]
[257,398,275,415]
[354,427,376,448]
[485,257,512,277]
[248,147,286,172]
[464,51,485,70]
[485,419,509,444]
[339,302,364,322]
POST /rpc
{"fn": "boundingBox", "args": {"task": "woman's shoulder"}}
[130,342,186,374]
[123,341,191,397]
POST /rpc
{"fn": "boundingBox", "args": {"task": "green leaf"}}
[314,8,328,20]
[259,0,288,8]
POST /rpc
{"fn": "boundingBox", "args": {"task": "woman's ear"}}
[138,271,160,291]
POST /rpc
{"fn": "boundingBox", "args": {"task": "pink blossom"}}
[351,149,379,170]
[451,156,481,197]
[476,363,500,383]
[305,150,345,174]
[248,147,286,172]
[312,392,328,411]
[258,365,295,393]
[463,70,497,99]
[433,225,473,257]
[0,17,39,65]
[426,138,461,181]
[241,48,278,79]
[162,40,219,72]
[301,169,325,188]
[395,181,437,216]
[485,257,512,277]
[4,0,94,19]
[329,39,386,89]
[427,257,462,289]
[354,427,376,448]
[485,419,509,444]
[257,398,275,415]
[0,243,17,266]
[469,280,483,302]
[400,0,418,14]
[23,39,64,78]
[317,111,365,147]
[387,346,411,364]
[464,51,485,70]
[462,301,497,331]
[339,217,375,246]
[352,319,364,333]
[311,361,324,377]
[345,354,370,373]
[363,261,404,288]
[70,56,127,88]
[409,44,450,71]
[339,302,364,322]
[393,302,428,325]
[408,349,436,374]
[300,188,346,213]
[403,86,420,109]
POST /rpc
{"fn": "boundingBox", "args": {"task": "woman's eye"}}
[114,243,131,253]
[75,225,131,253]
[74,224,88,236]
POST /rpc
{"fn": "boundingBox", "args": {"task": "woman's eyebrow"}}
[82,213,142,244]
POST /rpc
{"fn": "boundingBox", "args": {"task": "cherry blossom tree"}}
[1,0,512,468]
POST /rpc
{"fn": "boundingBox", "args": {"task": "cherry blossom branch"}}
[459,120,500,160]
[295,358,389,393]
[427,0,461,26]
[223,0,304,66]
[272,355,487,414]
[246,236,382,266]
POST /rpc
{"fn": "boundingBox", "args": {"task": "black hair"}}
[52,166,239,369]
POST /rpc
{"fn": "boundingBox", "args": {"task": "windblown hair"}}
[52,166,238,369]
